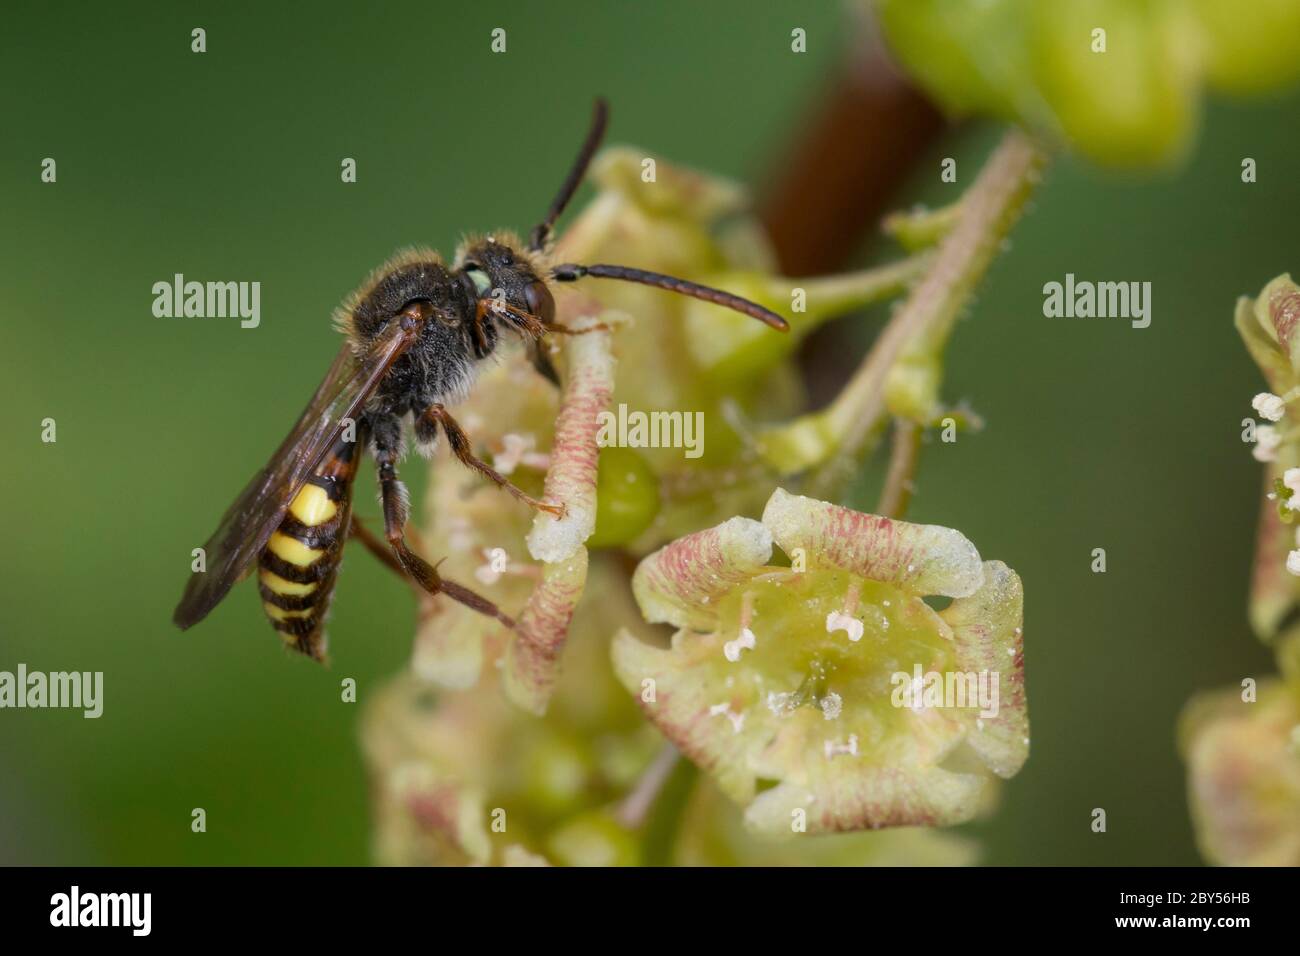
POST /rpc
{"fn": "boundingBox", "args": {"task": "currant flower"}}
[612,488,1027,835]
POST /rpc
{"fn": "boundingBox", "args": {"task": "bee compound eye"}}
[524,280,555,325]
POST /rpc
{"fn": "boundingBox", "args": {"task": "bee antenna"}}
[549,263,790,331]
[529,98,609,252]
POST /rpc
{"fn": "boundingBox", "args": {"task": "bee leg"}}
[370,435,515,627]
[348,516,417,590]
[422,403,567,519]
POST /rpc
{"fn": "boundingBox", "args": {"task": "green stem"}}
[876,418,921,518]
[769,253,932,331]
[882,200,963,251]
[639,753,699,866]
[757,129,1046,496]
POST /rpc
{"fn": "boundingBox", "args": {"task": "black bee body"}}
[173,99,789,662]
[349,255,480,426]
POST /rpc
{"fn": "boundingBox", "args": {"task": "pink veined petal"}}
[504,547,590,715]
[744,764,993,835]
[611,626,762,803]
[761,487,984,597]
[1267,277,1300,365]
[526,318,615,564]
[503,315,613,713]
[631,516,773,631]
[1235,294,1293,393]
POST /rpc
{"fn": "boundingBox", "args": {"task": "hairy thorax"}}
[347,254,480,418]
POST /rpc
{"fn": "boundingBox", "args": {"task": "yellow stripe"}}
[289,483,338,526]
[268,531,324,567]
[259,567,318,597]
[263,602,314,622]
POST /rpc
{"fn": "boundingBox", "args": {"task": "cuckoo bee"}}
[172,99,788,662]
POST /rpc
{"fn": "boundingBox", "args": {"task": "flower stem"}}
[876,418,921,518]
[638,754,698,867]
[615,742,681,830]
[757,129,1046,496]
[882,200,962,251]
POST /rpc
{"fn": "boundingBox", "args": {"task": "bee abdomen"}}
[257,464,355,661]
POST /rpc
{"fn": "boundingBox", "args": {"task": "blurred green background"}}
[1,0,1293,865]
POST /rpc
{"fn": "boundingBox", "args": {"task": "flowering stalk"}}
[1179,273,1300,866]
[370,140,1038,865]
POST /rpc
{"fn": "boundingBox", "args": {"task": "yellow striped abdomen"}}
[257,437,360,661]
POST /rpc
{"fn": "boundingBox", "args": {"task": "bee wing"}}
[173,321,419,629]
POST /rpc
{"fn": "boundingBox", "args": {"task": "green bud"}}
[1029,0,1198,167]
[885,354,943,423]
[1191,0,1300,94]
[589,447,660,549]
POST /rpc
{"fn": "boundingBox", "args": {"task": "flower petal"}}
[761,487,984,597]
[526,316,615,564]
[611,625,762,802]
[1263,274,1300,370]
[612,607,993,835]
[940,560,1028,778]
[744,766,992,836]
[630,516,773,631]
[1236,290,1294,392]
[673,778,980,865]
[504,547,589,715]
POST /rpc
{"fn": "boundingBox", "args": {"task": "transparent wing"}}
[173,323,418,628]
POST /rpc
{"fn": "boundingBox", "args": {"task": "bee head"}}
[455,233,555,344]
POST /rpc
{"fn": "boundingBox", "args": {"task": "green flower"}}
[875,0,1300,167]
[613,488,1027,835]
